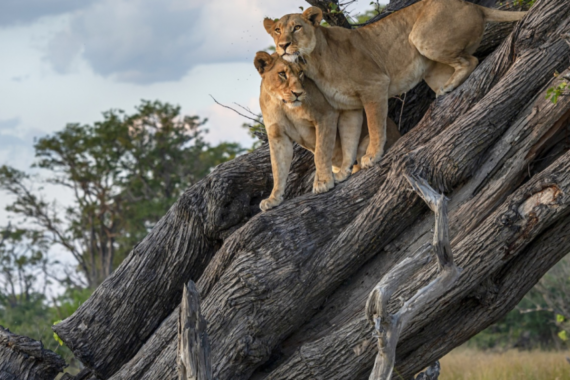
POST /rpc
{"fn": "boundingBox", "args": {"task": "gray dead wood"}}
[413,362,440,380]
[178,281,212,380]
[0,326,66,380]
[265,65,570,378]
[52,142,315,378]
[107,1,570,379]
[55,0,518,375]
[366,174,460,380]
[263,149,570,380]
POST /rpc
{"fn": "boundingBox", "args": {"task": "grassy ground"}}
[439,349,570,380]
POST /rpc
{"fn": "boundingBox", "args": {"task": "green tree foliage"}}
[0,100,244,288]
[469,255,570,351]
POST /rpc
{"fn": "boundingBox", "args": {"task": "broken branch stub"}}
[0,326,66,380]
[178,281,212,380]
[366,174,460,380]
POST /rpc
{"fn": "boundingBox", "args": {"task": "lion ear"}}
[263,18,275,34]
[302,7,323,26]
[254,51,274,75]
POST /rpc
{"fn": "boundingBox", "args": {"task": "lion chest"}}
[283,113,317,151]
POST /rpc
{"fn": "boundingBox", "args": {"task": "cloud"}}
[43,0,296,84]
[0,117,20,131]
[0,0,96,26]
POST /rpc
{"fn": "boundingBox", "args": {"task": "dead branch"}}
[365,174,460,380]
[0,326,66,380]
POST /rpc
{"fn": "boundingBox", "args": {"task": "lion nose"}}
[292,91,304,98]
[279,42,291,51]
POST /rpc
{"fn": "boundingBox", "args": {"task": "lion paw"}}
[260,196,283,212]
[361,150,384,169]
[334,168,351,183]
[313,176,334,194]
[436,86,453,98]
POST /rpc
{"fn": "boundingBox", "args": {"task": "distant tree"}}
[0,100,244,288]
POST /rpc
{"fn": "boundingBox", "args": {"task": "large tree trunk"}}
[55,0,570,379]
[0,326,66,380]
[53,144,315,378]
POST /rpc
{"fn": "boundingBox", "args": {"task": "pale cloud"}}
[42,0,299,84]
[0,0,96,26]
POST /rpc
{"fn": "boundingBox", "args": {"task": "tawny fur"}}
[254,52,400,212]
[264,0,526,169]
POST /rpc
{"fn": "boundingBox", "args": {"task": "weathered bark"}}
[60,368,97,380]
[0,326,66,380]
[366,174,460,380]
[55,0,521,376]
[305,0,352,29]
[267,65,570,377]
[53,143,315,378]
[178,281,212,380]
[413,362,440,380]
[106,1,570,379]
[262,146,570,380]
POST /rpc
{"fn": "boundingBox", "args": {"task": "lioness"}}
[264,0,526,169]
[255,51,399,212]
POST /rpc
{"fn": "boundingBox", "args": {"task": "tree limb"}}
[366,174,460,380]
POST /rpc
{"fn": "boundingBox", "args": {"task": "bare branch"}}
[209,95,264,126]
[366,174,461,380]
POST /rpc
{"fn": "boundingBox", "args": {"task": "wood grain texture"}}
[53,143,315,378]
[0,326,66,380]
[366,174,459,380]
[108,1,570,379]
[178,281,212,380]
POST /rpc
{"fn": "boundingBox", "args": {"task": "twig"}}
[398,92,407,132]
[516,306,554,314]
[210,95,264,126]
[232,103,259,119]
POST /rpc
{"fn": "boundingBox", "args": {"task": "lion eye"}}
[294,25,302,31]
[275,28,281,34]
[278,72,287,80]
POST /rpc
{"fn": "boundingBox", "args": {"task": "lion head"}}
[254,51,307,108]
[263,7,323,62]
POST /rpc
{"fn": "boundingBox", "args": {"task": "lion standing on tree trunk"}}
[264,0,526,168]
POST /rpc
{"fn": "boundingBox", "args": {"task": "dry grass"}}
[438,349,570,380]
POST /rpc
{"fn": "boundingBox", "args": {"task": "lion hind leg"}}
[436,54,479,97]
[423,62,455,94]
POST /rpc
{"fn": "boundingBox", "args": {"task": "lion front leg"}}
[312,114,337,194]
[260,123,293,212]
[361,91,389,169]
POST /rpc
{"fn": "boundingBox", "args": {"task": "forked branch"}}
[365,174,461,380]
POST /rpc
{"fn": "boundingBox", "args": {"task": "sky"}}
[0,0,383,285]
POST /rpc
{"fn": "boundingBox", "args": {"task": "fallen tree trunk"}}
[52,143,315,378]
[105,1,570,379]
[0,326,66,380]
[262,65,570,377]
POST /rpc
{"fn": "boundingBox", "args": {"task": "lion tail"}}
[478,6,527,22]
